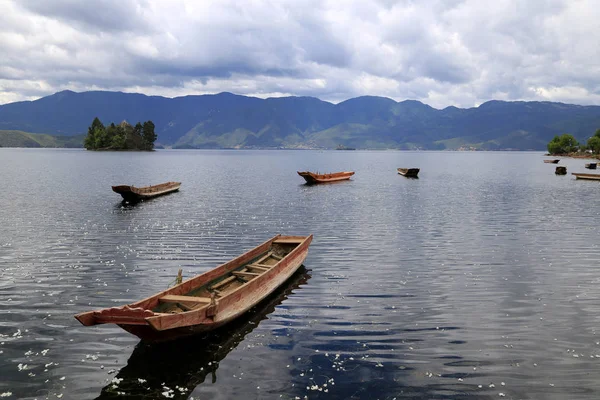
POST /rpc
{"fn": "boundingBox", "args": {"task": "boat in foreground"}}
[544,159,560,164]
[572,172,600,181]
[397,168,420,178]
[112,181,181,202]
[74,234,313,341]
[297,171,355,184]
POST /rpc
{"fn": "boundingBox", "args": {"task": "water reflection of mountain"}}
[95,267,311,399]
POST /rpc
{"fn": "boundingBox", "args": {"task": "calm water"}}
[1,148,600,399]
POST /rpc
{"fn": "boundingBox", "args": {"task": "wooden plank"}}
[159,295,211,304]
[255,251,274,264]
[232,271,260,278]
[247,263,272,269]
[210,275,237,290]
[270,254,283,261]
[273,239,303,244]
[247,265,269,272]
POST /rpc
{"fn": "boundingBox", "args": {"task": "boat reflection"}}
[95,267,311,399]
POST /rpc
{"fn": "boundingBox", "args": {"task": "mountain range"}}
[1,90,600,150]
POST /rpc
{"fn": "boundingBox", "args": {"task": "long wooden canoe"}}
[74,234,313,341]
[544,159,560,164]
[397,168,420,178]
[297,171,354,184]
[96,268,311,398]
[572,172,600,180]
[112,181,181,202]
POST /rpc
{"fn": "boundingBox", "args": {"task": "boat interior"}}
[152,240,301,315]
[132,182,180,194]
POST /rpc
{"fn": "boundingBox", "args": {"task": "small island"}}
[84,117,157,151]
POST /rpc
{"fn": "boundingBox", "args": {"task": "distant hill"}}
[1,90,600,150]
[0,130,84,148]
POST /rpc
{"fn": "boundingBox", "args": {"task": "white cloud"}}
[1,0,599,108]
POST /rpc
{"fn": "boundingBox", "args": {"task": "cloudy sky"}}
[1,0,599,108]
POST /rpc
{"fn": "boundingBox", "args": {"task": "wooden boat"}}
[297,171,354,184]
[74,234,313,341]
[96,268,311,398]
[572,172,600,180]
[397,168,420,178]
[112,181,181,202]
[585,163,597,169]
[544,159,560,164]
[555,166,567,175]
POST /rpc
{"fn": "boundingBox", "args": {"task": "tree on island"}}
[586,129,600,154]
[547,133,579,155]
[84,117,157,151]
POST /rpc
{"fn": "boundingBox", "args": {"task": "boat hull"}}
[74,235,312,342]
[544,159,560,164]
[297,171,354,184]
[112,182,181,202]
[397,168,420,178]
[572,172,600,180]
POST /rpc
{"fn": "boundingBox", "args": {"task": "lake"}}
[1,148,600,399]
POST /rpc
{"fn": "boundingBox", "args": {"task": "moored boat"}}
[585,163,597,169]
[297,171,354,184]
[572,172,600,180]
[95,267,311,398]
[555,166,567,175]
[397,168,420,178]
[74,234,313,341]
[544,159,560,164]
[112,181,181,202]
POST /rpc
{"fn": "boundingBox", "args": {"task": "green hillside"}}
[0,130,84,148]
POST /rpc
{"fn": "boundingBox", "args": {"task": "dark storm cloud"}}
[1,0,600,108]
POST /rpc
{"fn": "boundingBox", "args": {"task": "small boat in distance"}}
[112,181,181,202]
[74,234,313,342]
[297,171,355,184]
[572,172,600,181]
[544,159,560,164]
[555,166,567,175]
[585,163,597,169]
[397,168,420,178]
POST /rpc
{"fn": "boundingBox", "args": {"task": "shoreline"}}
[545,153,600,160]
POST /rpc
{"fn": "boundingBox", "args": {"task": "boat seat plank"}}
[210,275,238,290]
[273,239,302,244]
[270,254,283,261]
[247,265,269,272]
[159,295,211,304]
[232,271,261,278]
[255,251,274,264]
[248,263,272,269]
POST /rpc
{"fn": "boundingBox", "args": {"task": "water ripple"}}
[1,149,600,399]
